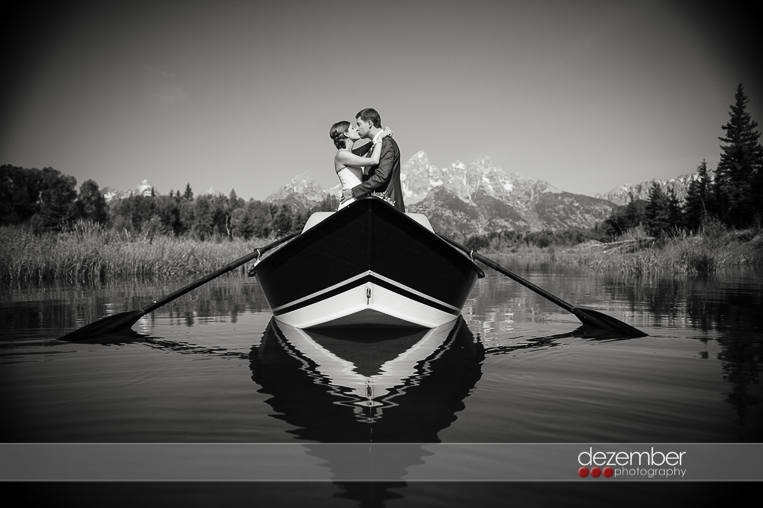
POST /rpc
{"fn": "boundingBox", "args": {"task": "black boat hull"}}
[254,197,483,328]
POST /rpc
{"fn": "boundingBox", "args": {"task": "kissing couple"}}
[328,108,405,213]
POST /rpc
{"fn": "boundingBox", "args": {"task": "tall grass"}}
[555,220,763,278]
[5,218,761,285]
[0,222,276,285]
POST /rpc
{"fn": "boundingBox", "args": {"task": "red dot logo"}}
[603,467,614,478]
[578,467,589,478]
[591,467,601,477]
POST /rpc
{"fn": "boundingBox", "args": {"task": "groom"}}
[343,108,405,213]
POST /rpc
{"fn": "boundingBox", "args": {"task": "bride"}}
[329,121,389,210]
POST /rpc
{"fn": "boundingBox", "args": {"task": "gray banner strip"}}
[1,444,761,481]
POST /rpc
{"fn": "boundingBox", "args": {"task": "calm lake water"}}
[2,259,761,506]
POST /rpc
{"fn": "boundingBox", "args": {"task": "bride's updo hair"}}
[329,121,350,149]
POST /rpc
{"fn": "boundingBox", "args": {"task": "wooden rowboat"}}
[60,191,643,342]
[253,196,484,329]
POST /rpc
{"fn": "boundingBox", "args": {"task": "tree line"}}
[0,166,339,240]
[602,83,763,238]
[3,84,760,245]
[464,83,763,250]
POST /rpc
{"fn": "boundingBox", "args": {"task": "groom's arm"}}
[351,138,396,198]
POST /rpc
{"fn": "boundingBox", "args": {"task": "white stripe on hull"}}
[275,319,459,401]
[274,281,458,329]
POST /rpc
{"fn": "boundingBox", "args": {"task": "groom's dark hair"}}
[356,108,381,128]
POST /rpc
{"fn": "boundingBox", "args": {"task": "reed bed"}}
[554,222,763,278]
[4,219,761,285]
[0,222,273,285]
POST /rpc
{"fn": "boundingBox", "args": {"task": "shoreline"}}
[482,224,763,278]
[2,222,762,285]
[0,223,273,285]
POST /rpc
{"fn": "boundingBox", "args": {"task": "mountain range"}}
[398,152,618,235]
[102,180,220,202]
[102,179,155,202]
[263,151,626,234]
[594,173,697,206]
[104,152,698,234]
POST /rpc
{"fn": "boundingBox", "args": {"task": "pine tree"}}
[0,165,43,225]
[645,183,670,236]
[228,189,240,209]
[715,83,763,227]
[33,167,78,231]
[603,195,646,236]
[192,195,214,240]
[684,160,713,229]
[623,194,646,230]
[183,183,194,201]
[251,201,273,238]
[273,204,293,237]
[76,179,108,224]
[666,186,683,231]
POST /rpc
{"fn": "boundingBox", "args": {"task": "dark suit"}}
[351,136,405,213]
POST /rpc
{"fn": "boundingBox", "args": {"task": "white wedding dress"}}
[336,167,363,210]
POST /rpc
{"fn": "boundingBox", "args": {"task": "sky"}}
[1,0,762,200]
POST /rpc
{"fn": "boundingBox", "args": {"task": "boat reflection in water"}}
[250,316,483,501]
[250,316,484,443]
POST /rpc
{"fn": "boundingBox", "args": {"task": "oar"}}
[439,235,647,337]
[58,233,299,341]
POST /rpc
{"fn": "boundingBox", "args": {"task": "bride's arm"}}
[351,143,372,157]
[336,129,389,166]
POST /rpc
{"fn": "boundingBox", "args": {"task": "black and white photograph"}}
[2,0,762,505]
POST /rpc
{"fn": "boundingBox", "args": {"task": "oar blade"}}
[58,310,144,342]
[572,307,647,338]
[56,233,300,342]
